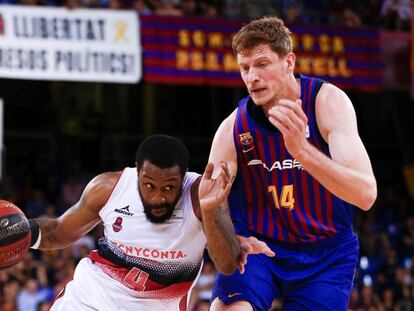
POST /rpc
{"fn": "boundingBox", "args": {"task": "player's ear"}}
[286,52,295,73]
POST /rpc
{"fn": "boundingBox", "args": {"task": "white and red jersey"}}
[52,168,207,311]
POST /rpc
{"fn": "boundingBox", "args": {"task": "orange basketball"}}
[0,200,31,269]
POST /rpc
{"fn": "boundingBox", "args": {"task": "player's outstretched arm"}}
[30,172,120,250]
[197,161,240,275]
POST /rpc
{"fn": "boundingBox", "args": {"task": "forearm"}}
[298,144,376,210]
[33,218,75,250]
[201,206,241,275]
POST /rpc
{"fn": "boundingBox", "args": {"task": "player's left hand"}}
[268,99,309,159]
[198,162,233,211]
[237,235,275,274]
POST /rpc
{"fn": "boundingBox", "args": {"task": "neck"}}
[263,74,301,117]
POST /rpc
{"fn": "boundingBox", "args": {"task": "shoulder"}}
[82,171,123,208]
[315,83,357,139]
[87,171,123,192]
[213,109,238,142]
[316,83,353,110]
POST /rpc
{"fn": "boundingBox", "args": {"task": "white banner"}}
[0,5,141,83]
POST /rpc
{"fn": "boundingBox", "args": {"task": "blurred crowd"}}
[0,0,413,310]
[0,162,413,310]
[0,0,411,31]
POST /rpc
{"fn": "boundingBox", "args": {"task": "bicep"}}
[55,199,101,240]
[328,130,373,175]
[43,172,118,245]
[208,110,238,178]
[317,84,374,175]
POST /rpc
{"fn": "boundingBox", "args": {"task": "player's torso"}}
[91,167,207,308]
[230,75,355,244]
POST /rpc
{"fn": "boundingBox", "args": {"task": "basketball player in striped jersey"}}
[27,135,274,311]
[208,17,377,311]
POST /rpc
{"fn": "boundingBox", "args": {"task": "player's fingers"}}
[238,252,248,274]
[278,99,307,124]
[269,116,289,136]
[248,237,275,257]
[219,166,230,187]
[258,244,276,257]
[203,162,214,180]
[238,262,245,274]
[241,243,253,255]
[221,161,232,180]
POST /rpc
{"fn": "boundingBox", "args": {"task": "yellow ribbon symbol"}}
[113,21,128,42]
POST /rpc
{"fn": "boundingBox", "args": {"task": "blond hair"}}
[232,16,292,56]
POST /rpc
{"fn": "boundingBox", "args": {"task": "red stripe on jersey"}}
[298,172,319,241]
[312,180,331,233]
[254,130,267,235]
[88,251,194,298]
[278,135,302,241]
[238,108,254,231]
[325,190,337,234]
[267,136,280,239]
[179,294,187,311]
[306,79,313,116]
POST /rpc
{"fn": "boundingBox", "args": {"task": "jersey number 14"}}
[268,184,295,210]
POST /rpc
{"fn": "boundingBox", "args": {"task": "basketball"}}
[0,200,31,269]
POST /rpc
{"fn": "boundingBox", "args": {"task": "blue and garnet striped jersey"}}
[228,74,356,243]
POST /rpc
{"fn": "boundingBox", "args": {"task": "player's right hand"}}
[237,236,275,274]
[198,162,233,211]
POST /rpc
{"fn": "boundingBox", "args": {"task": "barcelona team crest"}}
[239,132,255,153]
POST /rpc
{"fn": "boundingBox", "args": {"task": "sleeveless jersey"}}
[89,167,206,310]
[229,74,355,244]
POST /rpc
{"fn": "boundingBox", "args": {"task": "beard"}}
[139,187,181,224]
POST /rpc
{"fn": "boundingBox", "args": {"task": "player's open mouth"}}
[252,88,266,94]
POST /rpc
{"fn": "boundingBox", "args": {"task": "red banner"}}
[141,15,383,91]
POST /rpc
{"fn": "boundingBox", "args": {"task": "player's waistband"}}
[241,228,357,251]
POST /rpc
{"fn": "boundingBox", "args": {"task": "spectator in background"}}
[200,0,224,18]
[155,0,182,16]
[133,0,153,15]
[71,235,96,262]
[181,0,198,16]
[225,0,280,19]
[0,280,20,311]
[64,0,84,8]
[341,7,362,28]
[402,216,414,257]
[396,285,414,311]
[16,279,51,311]
[191,261,216,311]
[61,175,83,207]
[23,189,47,218]
[283,1,309,25]
[381,0,412,31]
[354,285,382,310]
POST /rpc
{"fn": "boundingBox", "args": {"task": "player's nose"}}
[151,195,166,205]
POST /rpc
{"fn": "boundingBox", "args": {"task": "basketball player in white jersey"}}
[27,135,274,311]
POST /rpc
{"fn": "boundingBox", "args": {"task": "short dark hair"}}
[135,135,189,177]
[232,16,292,56]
